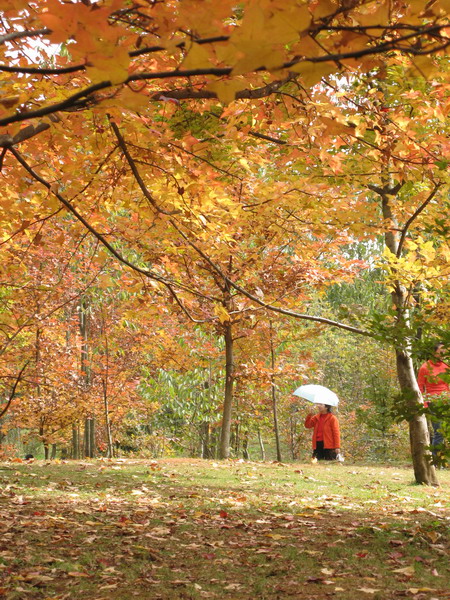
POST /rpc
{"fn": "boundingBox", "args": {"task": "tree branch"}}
[108,118,181,216]
[1,23,449,128]
[168,221,372,337]
[0,362,29,420]
[0,28,50,45]
[396,183,442,258]
[8,147,220,303]
[9,147,171,285]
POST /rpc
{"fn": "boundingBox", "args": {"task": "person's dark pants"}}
[431,420,444,456]
[313,441,336,460]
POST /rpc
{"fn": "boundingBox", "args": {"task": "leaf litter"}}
[0,458,448,599]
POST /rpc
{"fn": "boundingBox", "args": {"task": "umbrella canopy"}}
[292,384,339,407]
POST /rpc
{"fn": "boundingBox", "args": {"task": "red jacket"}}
[305,413,340,450]
[417,360,449,397]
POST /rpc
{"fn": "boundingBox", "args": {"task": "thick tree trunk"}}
[219,320,234,459]
[376,181,439,485]
[84,418,95,458]
[72,424,80,459]
[396,350,438,485]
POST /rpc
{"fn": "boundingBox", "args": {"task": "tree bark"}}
[219,319,234,459]
[79,297,95,458]
[396,350,438,485]
[242,431,250,460]
[103,379,114,458]
[257,429,265,461]
[269,322,282,462]
[72,424,80,459]
[377,182,438,485]
[201,421,211,458]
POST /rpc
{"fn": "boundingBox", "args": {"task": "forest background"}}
[1,0,450,484]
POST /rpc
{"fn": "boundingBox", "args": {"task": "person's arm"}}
[331,415,341,449]
[304,413,317,429]
[417,363,427,394]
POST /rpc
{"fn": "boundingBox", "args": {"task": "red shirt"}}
[305,413,340,450]
[417,360,449,397]
[315,414,327,441]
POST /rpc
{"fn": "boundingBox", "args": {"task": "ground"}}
[0,458,449,599]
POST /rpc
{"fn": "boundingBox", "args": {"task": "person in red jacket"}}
[417,342,449,453]
[304,404,341,461]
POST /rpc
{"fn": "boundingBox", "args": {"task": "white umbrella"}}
[292,384,339,407]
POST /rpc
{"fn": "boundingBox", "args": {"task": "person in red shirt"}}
[304,404,341,461]
[417,342,449,453]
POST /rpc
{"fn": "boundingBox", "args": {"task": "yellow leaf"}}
[116,87,150,111]
[312,0,338,19]
[393,566,415,576]
[408,56,440,79]
[206,80,248,104]
[355,2,390,27]
[358,589,380,594]
[214,304,231,324]
[86,46,129,84]
[182,43,213,71]
[290,61,335,86]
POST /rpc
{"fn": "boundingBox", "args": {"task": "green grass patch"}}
[0,458,449,599]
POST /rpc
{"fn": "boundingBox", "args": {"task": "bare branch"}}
[396,183,442,258]
[0,28,50,45]
[0,362,29,420]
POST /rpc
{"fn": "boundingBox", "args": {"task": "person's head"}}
[433,342,445,361]
[317,403,332,414]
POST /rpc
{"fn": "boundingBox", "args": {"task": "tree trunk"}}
[376,182,439,485]
[84,418,95,458]
[242,431,250,460]
[201,422,211,458]
[269,325,282,462]
[50,443,57,460]
[103,379,114,458]
[79,297,95,458]
[219,320,234,459]
[290,415,299,461]
[396,350,438,485]
[257,428,265,461]
[72,424,80,459]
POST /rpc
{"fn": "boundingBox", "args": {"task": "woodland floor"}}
[0,458,449,600]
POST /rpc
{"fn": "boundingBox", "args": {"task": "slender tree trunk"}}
[242,431,250,460]
[269,323,282,462]
[50,443,57,460]
[103,379,114,458]
[201,421,211,458]
[80,297,95,458]
[290,415,299,460]
[257,428,265,461]
[219,319,234,459]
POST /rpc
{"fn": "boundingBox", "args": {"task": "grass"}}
[0,458,449,599]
